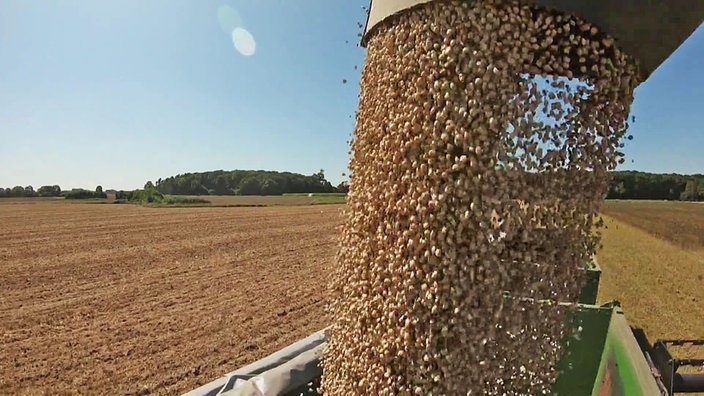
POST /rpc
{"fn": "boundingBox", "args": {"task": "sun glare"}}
[217,5,242,34]
[232,27,256,57]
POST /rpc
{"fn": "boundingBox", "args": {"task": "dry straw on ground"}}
[323,0,640,394]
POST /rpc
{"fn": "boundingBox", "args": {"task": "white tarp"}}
[183,328,328,396]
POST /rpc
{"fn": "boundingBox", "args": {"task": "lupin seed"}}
[322,1,640,395]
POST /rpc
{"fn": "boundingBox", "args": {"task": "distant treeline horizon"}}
[607,171,703,201]
[151,169,348,196]
[1,170,702,201]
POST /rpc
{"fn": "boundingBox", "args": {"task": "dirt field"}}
[189,195,319,206]
[2,198,702,394]
[0,200,342,395]
[598,201,704,381]
[598,201,704,340]
[602,200,704,250]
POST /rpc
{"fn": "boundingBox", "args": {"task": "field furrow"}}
[0,201,343,395]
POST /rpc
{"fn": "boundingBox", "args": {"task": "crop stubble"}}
[0,201,343,395]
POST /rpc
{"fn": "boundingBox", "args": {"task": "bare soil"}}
[3,199,701,394]
[189,195,319,206]
[0,201,343,395]
[597,215,704,340]
[602,200,704,250]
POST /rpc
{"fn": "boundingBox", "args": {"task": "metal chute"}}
[362,0,704,81]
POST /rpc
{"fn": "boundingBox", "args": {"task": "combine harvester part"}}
[363,0,704,81]
[649,340,704,394]
[186,1,703,395]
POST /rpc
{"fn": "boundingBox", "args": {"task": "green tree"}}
[336,181,350,193]
[607,171,703,201]
[95,185,103,194]
[214,175,229,195]
[260,178,282,195]
[153,169,340,196]
[239,176,261,195]
[314,169,326,184]
[681,180,700,201]
[189,178,206,195]
[10,186,25,197]
[38,185,62,197]
[144,181,155,190]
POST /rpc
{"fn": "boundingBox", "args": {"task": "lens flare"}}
[217,5,242,34]
[232,27,256,57]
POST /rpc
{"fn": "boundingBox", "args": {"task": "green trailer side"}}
[554,303,661,395]
[578,260,601,305]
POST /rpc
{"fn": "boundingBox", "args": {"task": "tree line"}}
[0,185,62,197]
[152,169,347,196]
[607,171,704,201]
[3,170,701,201]
[0,185,106,199]
[150,169,702,200]
[65,186,107,200]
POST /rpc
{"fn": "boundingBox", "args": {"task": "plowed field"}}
[4,199,702,394]
[0,201,343,395]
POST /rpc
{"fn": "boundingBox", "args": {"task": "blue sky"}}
[0,2,701,190]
